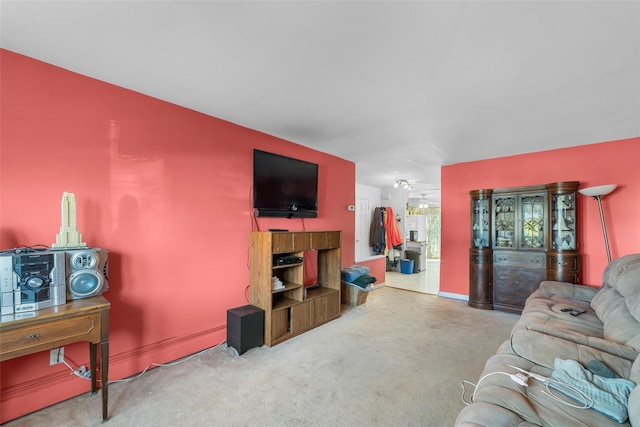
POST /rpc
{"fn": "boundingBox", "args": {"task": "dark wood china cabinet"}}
[469,182,580,313]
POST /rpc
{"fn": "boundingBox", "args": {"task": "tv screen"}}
[253,149,318,218]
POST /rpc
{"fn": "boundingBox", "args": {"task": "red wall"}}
[0,49,356,422]
[356,256,386,286]
[440,138,640,296]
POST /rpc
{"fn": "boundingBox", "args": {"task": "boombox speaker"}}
[65,248,109,300]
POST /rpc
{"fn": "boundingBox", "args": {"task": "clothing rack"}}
[369,206,404,270]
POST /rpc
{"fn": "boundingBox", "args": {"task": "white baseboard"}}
[437,291,469,301]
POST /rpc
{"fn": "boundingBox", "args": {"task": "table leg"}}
[101,340,109,421]
[89,343,97,394]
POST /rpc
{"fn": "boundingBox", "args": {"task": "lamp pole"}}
[579,184,617,264]
[592,195,612,264]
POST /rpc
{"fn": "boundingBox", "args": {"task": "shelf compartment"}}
[272,262,303,270]
[272,296,298,311]
[305,286,338,300]
[272,282,303,294]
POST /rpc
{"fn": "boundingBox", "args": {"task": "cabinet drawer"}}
[548,254,579,270]
[494,251,546,268]
[469,251,491,264]
[291,232,311,251]
[1,314,99,357]
[271,233,294,253]
[307,231,341,250]
[493,267,546,308]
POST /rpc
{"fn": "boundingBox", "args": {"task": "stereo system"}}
[0,248,108,316]
[273,255,303,267]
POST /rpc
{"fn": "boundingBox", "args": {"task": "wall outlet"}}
[50,347,64,365]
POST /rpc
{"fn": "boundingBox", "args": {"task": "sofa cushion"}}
[628,357,640,426]
[603,254,640,292]
[510,328,637,377]
[513,290,604,338]
[538,280,599,302]
[591,286,640,349]
[456,401,527,426]
[602,254,640,321]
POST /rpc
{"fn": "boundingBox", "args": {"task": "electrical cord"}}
[56,340,228,384]
[461,368,594,409]
[61,359,92,380]
[0,244,50,255]
[461,371,529,405]
[107,340,227,385]
[540,379,594,409]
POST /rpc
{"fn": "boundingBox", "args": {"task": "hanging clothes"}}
[369,207,386,254]
[384,206,403,249]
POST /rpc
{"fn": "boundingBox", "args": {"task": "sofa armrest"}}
[538,280,599,302]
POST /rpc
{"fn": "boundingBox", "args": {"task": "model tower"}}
[52,192,87,248]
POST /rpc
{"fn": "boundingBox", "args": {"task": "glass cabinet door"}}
[493,195,516,248]
[520,193,546,249]
[471,194,490,247]
[551,192,576,250]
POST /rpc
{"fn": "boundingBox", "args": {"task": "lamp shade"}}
[578,184,617,197]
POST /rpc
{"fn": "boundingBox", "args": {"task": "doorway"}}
[386,206,441,294]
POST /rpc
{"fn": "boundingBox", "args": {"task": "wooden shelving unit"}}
[249,231,341,346]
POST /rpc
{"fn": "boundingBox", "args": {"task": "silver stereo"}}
[65,248,109,300]
[0,250,66,316]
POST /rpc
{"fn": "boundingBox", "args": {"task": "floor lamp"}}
[578,184,617,264]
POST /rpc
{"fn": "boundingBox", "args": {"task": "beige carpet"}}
[5,286,518,427]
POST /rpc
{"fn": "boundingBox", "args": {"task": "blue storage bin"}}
[400,259,414,274]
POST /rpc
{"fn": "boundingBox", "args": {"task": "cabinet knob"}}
[27,333,40,340]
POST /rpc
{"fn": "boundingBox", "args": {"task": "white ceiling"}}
[2,1,639,205]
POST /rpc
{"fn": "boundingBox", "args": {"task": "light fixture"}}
[578,184,617,263]
[394,179,413,190]
[419,194,429,209]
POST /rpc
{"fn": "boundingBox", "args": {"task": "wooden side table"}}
[0,296,110,421]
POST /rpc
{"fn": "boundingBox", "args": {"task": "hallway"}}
[384,259,440,294]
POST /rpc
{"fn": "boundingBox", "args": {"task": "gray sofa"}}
[456,254,640,426]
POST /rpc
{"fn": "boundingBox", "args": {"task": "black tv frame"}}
[252,149,318,219]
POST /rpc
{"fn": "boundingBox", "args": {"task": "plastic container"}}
[405,250,421,273]
[400,259,414,274]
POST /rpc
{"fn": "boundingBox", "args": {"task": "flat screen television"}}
[253,149,318,218]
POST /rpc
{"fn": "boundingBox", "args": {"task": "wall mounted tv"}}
[253,149,318,218]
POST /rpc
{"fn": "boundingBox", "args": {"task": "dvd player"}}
[273,255,303,266]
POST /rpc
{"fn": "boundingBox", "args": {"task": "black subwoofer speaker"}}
[227,305,264,355]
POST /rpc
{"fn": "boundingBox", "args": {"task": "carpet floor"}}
[4,286,518,427]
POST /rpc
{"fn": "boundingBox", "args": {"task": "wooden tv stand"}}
[249,231,341,346]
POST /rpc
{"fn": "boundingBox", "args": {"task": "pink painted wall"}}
[355,256,386,286]
[440,137,640,297]
[0,49,356,422]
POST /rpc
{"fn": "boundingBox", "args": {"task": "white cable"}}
[461,369,594,410]
[107,340,227,385]
[541,379,594,409]
[461,371,526,405]
[61,359,91,380]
